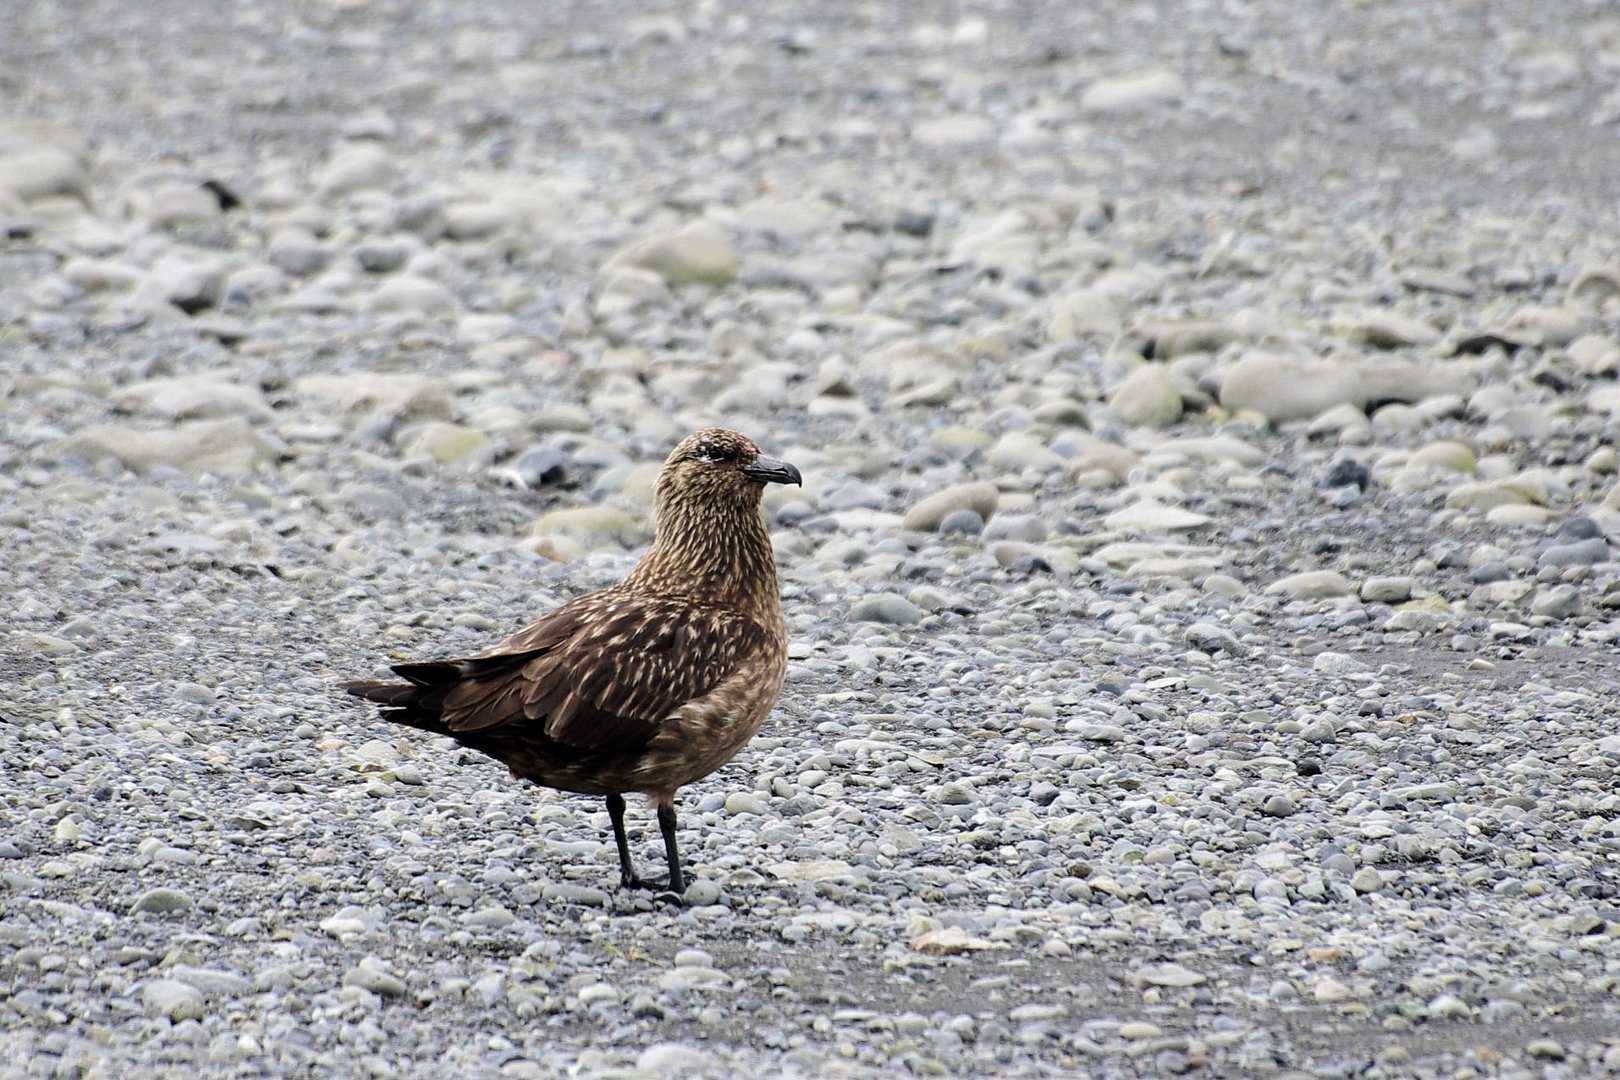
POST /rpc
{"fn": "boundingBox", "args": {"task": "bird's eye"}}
[691,444,734,464]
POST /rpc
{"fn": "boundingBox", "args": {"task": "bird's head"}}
[658,428,802,510]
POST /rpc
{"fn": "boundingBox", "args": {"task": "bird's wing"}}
[419,595,770,753]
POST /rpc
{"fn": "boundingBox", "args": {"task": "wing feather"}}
[418,593,767,754]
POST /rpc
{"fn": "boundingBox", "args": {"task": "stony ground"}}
[4,1,1620,1077]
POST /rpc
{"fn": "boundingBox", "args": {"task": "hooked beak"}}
[740,454,802,487]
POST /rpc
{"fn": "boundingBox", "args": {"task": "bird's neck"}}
[623,497,782,621]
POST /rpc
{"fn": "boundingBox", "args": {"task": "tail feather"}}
[340,679,450,736]
[340,680,420,707]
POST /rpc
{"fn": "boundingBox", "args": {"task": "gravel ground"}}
[4,1,1620,1077]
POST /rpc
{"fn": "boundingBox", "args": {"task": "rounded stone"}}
[903,482,1000,532]
[937,508,985,536]
[1260,794,1298,817]
[142,979,205,1021]
[131,887,195,915]
[850,593,924,625]
[1360,576,1413,603]
[1108,365,1183,428]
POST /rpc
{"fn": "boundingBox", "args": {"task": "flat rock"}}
[368,274,459,316]
[294,372,450,418]
[913,115,997,150]
[1080,69,1186,113]
[903,482,1000,531]
[1408,440,1476,474]
[1361,576,1413,603]
[529,505,651,550]
[609,219,738,286]
[541,883,610,907]
[113,376,272,422]
[637,1044,711,1074]
[1157,435,1266,468]
[342,964,408,998]
[1129,963,1206,988]
[1445,478,1546,511]
[131,887,195,914]
[399,421,492,466]
[1336,308,1441,348]
[910,927,1008,954]
[1267,570,1353,600]
[850,593,924,625]
[60,418,272,475]
[1217,353,1465,423]
[1103,501,1211,532]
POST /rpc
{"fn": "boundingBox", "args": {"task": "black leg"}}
[657,802,684,894]
[606,793,641,889]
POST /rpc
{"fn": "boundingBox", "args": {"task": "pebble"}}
[936,508,984,536]
[1526,1039,1566,1061]
[131,887,195,914]
[142,979,206,1021]
[637,1044,710,1074]
[1538,536,1611,568]
[1080,69,1186,113]
[903,482,1000,531]
[1350,868,1384,893]
[1360,576,1413,603]
[1260,795,1298,817]
[317,142,399,195]
[1529,585,1579,619]
[850,593,924,625]
[1267,570,1353,600]
[1218,354,1450,422]
[60,418,272,475]
[1103,502,1211,532]
[1108,365,1183,427]
[724,792,766,816]
[541,883,609,908]
[681,879,722,906]
[8,7,1620,1078]
[610,219,738,286]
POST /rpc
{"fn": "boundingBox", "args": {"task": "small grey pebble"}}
[1322,459,1369,490]
[1260,794,1297,817]
[1028,782,1061,806]
[1555,515,1603,540]
[1538,537,1610,568]
[937,509,984,536]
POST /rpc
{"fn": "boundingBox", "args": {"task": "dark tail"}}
[340,679,452,736]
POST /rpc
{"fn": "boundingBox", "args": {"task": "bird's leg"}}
[658,801,685,894]
[606,793,643,889]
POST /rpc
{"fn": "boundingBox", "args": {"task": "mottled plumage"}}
[342,428,799,893]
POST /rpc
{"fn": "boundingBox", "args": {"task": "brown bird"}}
[342,428,799,894]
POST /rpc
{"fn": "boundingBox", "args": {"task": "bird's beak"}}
[741,455,802,486]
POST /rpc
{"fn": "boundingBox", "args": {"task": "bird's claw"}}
[622,873,686,897]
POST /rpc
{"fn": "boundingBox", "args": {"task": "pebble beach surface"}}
[4,1,1620,1077]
